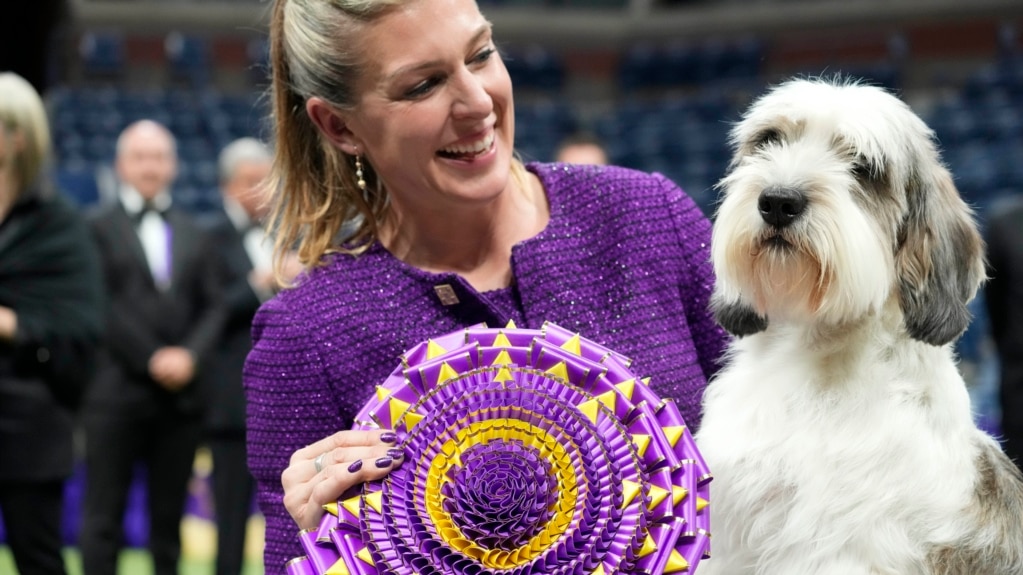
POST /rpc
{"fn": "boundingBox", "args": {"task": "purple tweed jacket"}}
[244,162,729,572]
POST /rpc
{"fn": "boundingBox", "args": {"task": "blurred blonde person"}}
[0,72,103,575]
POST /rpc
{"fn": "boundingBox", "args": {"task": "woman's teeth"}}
[440,133,494,158]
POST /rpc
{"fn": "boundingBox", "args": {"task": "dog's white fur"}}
[695,78,1023,575]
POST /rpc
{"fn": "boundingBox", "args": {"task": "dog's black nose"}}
[758,188,807,228]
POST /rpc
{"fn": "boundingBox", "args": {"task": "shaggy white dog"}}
[695,78,1023,575]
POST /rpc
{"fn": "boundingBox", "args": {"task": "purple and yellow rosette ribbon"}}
[287,321,711,575]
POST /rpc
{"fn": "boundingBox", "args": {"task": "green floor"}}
[0,547,264,575]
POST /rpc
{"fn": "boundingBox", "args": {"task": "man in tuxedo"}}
[80,120,224,575]
[986,197,1023,473]
[203,137,285,575]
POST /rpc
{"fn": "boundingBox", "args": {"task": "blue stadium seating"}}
[78,31,127,79]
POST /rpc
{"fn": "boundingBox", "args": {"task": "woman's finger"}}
[283,442,405,530]
[285,444,391,486]
[309,448,405,509]
[290,429,398,465]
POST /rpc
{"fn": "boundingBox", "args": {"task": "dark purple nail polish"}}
[379,432,397,443]
[375,456,393,468]
[347,460,363,473]
[387,448,404,460]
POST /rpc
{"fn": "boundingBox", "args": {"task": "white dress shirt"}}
[120,187,173,289]
[223,197,274,300]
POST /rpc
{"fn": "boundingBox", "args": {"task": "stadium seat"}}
[78,31,126,79]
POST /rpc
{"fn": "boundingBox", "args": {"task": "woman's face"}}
[339,0,515,215]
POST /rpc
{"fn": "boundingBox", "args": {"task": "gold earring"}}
[354,154,366,192]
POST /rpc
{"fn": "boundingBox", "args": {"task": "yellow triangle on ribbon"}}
[672,485,688,506]
[622,479,643,507]
[577,398,600,425]
[388,397,411,426]
[505,320,517,329]
[546,361,569,381]
[637,534,658,558]
[364,491,383,514]
[642,377,651,386]
[560,334,582,355]
[491,350,513,366]
[375,385,389,401]
[494,367,514,382]
[664,549,689,573]
[647,483,670,511]
[615,378,636,400]
[591,564,606,575]
[341,494,361,517]
[596,389,617,413]
[403,410,424,430]
[492,331,512,348]
[632,434,651,457]
[325,558,352,575]
[662,426,686,447]
[697,497,709,512]
[356,547,375,566]
[322,501,339,517]
[426,339,447,360]
[437,361,459,385]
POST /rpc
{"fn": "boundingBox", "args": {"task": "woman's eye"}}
[404,76,442,99]
[471,47,496,65]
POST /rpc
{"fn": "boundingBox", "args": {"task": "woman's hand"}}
[282,429,403,530]
[0,306,17,342]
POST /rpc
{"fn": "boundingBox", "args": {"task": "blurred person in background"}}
[553,131,609,165]
[0,71,103,575]
[79,120,225,575]
[985,196,1023,472]
[203,137,299,575]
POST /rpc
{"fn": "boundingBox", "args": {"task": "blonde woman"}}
[245,0,729,571]
[0,72,103,575]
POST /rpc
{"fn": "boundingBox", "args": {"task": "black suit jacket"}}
[203,211,263,433]
[0,189,103,480]
[85,201,225,416]
[985,198,1023,462]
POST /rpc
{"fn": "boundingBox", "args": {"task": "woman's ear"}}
[306,97,361,155]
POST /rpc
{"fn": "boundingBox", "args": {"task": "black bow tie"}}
[132,202,166,227]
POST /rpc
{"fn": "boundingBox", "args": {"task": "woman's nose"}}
[451,69,493,119]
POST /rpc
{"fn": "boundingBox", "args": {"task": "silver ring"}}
[314,452,327,474]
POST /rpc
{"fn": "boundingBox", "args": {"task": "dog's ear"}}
[895,161,986,346]
[711,293,768,337]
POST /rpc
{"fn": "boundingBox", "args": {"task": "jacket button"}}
[434,284,459,306]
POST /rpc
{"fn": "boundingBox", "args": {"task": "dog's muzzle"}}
[758,187,807,228]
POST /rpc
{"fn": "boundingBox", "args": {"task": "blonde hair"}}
[266,0,401,276]
[0,72,52,194]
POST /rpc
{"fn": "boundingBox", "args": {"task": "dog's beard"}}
[714,165,895,330]
[723,224,829,323]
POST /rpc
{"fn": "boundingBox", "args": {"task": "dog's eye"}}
[753,129,781,149]
[852,159,874,180]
